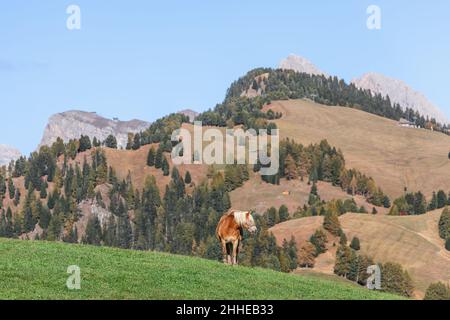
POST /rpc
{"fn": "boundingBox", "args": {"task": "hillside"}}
[266,99,450,199]
[0,238,402,300]
[230,177,388,215]
[270,209,450,298]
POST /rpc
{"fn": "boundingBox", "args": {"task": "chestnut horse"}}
[216,210,257,265]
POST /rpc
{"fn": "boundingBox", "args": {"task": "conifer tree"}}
[8,178,15,199]
[350,236,361,251]
[147,146,156,166]
[184,170,192,184]
[84,215,102,245]
[334,244,352,277]
[162,157,170,176]
[310,229,328,256]
[323,213,341,236]
[278,205,289,222]
[424,282,450,300]
[439,207,450,239]
[104,135,118,149]
[155,146,163,169]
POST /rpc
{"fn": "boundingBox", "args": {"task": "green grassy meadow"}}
[0,238,403,300]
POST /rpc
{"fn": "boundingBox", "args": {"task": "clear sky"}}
[1,0,450,154]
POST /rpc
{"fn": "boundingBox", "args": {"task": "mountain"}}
[178,109,199,122]
[39,110,150,149]
[279,54,329,77]
[352,73,449,124]
[0,144,21,166]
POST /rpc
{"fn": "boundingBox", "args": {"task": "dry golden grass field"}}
[230,176,388,215]
[266,99,450,199]
[270,209,450,298]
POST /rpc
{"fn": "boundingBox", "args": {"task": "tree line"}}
[256,138,390,208]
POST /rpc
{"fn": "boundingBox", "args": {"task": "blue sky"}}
[1,0,450,154]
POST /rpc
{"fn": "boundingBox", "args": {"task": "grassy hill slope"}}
[270,209,450,298]
[267,99,450,198]
[0,238,401,300]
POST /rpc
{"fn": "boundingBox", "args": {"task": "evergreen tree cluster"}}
[126,113,190,151]
[237,214,298,273]
[146,145,171,176]
[257,138,390,207]
[206,68,449,136]
[333,230,414,297]
[390,190,450,216]
[424,282,450,300]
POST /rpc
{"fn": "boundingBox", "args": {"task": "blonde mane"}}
[233,210,250,226]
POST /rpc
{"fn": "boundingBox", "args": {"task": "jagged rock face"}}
[279,54,329,77]
[178,109,199,122]
[352,73,449,125]
[0,144,21,166]
[39,110,150,149]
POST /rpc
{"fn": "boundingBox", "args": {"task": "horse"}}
[216,210,257,265]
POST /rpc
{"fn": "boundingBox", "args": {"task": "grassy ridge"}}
[0,238,402,300]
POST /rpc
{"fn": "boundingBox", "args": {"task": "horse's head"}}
[243,211,257,234]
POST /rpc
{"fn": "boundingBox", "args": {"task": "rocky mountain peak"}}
[39,110,151,149]
[279,54,329,77]
[352,73,449,124]
[0,144,21,166]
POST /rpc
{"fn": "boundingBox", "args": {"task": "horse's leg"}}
[221,239,228,264]
[235,240,240,265]
[226,243,232,265]
[232,239,239,265]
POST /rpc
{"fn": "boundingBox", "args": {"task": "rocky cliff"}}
[39,111,150,149]
[0,144,21,166]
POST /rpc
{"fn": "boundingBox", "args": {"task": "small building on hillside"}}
[398,118,416,128]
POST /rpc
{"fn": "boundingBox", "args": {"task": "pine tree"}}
[323,213,341,236]
[78,135,92,152]
[437,190,448,209]
[350,236,361,251]
[424,282,450,300]
[284,154,297,180]
[162,157,170,176]
[278,205,289,222]
[298,241,316,268]
[103,215,117,247]
[47,212,62,241]
[155,146,163,169]
[184,171,192,184]
[309,229,328,256]
[287,236,298,270]
[334,244,352,277]
[117,201,132,249]
[265,207,279,227]
[84,215,102,245]
[147,146,156,166]
[439,207,450,239]
[104,135,118,149]
[8,178,15,199]
[379,262,414,297]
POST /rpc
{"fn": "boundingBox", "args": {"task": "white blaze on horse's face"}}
[234,210,257,234]
[244,212,257,234]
